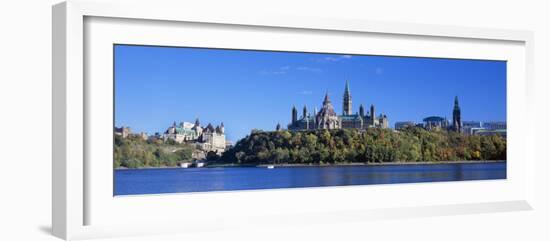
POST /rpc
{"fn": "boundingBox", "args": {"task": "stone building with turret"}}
[163,118,226,153]
[114,126,130,138]
[164,119,202,143]
[199,122,226,153]
[288,81,388,131]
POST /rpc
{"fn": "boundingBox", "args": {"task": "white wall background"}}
[0,0,548,240]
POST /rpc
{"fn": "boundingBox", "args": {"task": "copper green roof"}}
[174,127,196,135]
[423,116,445,122]
[340,114,361,120]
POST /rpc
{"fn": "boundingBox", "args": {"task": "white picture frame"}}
[52,1,535,240]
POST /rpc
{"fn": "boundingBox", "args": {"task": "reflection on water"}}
[114,162,506,195]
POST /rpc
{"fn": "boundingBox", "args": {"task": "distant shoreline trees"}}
[114,127,506,168]
[220,127,506,165]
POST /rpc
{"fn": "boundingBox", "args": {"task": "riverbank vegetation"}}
[114,135,194,168]
[220,127,506,165]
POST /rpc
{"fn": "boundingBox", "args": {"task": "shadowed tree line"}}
[220,127,506,165]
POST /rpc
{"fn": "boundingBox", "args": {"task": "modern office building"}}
[423,116,449,131]
[395,121,416,130]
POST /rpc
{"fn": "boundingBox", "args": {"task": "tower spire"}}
[343,80,352,116]
[452,96,462,132]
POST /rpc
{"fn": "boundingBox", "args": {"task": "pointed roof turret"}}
[206,123,215,132]
[359,104,365,117]
[291,105,298,123]
[344,80,350,96]
[318,91,337,117]
[323,92,331,104]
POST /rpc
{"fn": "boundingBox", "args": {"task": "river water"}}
[114,162,506,195]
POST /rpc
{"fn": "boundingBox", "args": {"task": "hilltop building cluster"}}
[115,118,228,154]
[287,81,388,131]
[163,119,227,153]
[394,96,506,137]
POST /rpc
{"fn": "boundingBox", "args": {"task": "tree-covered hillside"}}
[114,135,194,168]
[220,127,506,165]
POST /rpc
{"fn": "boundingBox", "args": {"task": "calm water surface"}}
[114,162,506,195]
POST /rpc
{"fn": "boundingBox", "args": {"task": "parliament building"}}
[288,81,388,131]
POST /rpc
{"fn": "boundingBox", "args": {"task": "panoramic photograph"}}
[113,44,507,195]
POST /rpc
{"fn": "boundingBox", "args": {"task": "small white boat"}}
[196,162,205,168]
[179,163,190,168]
[267,165,275,169]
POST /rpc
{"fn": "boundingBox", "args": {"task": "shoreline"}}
[255,160,505,167]
[115,160,505,170]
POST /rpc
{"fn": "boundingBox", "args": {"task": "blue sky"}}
[114,45,506,141]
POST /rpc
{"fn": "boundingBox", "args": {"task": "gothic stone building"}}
[288,81,388,131]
